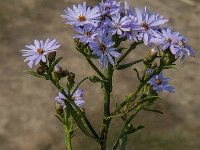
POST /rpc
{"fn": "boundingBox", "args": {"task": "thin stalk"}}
[112,107,142,149]
[85,58,106,80]
[48,75,100,141]
[117,42,138,65]
[111,66,164,115]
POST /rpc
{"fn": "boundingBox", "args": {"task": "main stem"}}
[65,125,72,150]
[100,63,113,150]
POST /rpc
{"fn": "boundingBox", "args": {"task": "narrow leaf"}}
[54,115,64,123]
[63,100,91,137]
[24,70,47,80]
[142,108,164,114]
[88,75,102,83]
[124,125,144,135]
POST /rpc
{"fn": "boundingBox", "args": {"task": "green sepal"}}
[124,125,144,135]
[24,70,47,80]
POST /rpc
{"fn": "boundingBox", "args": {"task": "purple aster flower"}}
[21,38,60,68]
[89,30,121,68]
[55,89,85,109]
[173,36,195,62]
[108,14,131,35]
[150,28,195,62]
[61,2,101,27]
[118,1,134,17]
[134,7,168,45]
[148,72,174,93]
[73,25,98,44]
[99,0,121,17]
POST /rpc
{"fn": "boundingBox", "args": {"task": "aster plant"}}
[21,0,195,150]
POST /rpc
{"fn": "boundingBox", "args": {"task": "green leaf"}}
[137,95,161,106]
[142,108,164,114]
[124,125,144,135]
[119,135,128,150]
[88,75,102,83]
[115,59,143,70]
[63,99,91,137]
[163,65,178,70]
[54,115,64,124]
[24,70,47,80]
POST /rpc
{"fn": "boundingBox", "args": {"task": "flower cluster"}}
[61,0,194,69]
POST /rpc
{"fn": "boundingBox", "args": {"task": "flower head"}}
[73,25,98,44]
[134,7,168,45]
[150,28,195,62]
[21,38,60,68]
[148,72,174,93]
[61,2,101,27]
[89,30,121,68]
[55,89,85,109]
[99,0,121,17]
[108,14,131,35]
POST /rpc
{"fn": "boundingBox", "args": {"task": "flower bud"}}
[68,72,75,82]
[151,61,157,69]
[48,51,56,62]
[143,57,149,64]
[150,48,158,57]
[54,65,62,78]
[62,68,69,77]
[55,104,64,116]
[39,60,47,66]
[127,124,133,130]
[37,66,45,75]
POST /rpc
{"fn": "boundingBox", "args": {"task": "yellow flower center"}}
[141,22,149,30]
[166,38,172,43]
[100,43,106,52]
[178,41,185,48]
[37,48,44,54]
[156,79,162,85]
[77,15,86,22]
[85,31,91,37]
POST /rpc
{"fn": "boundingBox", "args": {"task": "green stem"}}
[64,124,72,150]
[117,42,139,65]
[48,75,99,141]
[100,63,113,150]
[111,66,164,115]
[114,58,143,70]
[112,107,142,149]
[65,112,72,150]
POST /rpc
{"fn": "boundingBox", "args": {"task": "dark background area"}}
[0,0,200,149]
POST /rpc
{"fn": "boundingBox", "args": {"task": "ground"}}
[0,0,200,149]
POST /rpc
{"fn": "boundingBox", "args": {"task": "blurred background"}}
[0,0,200,149]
